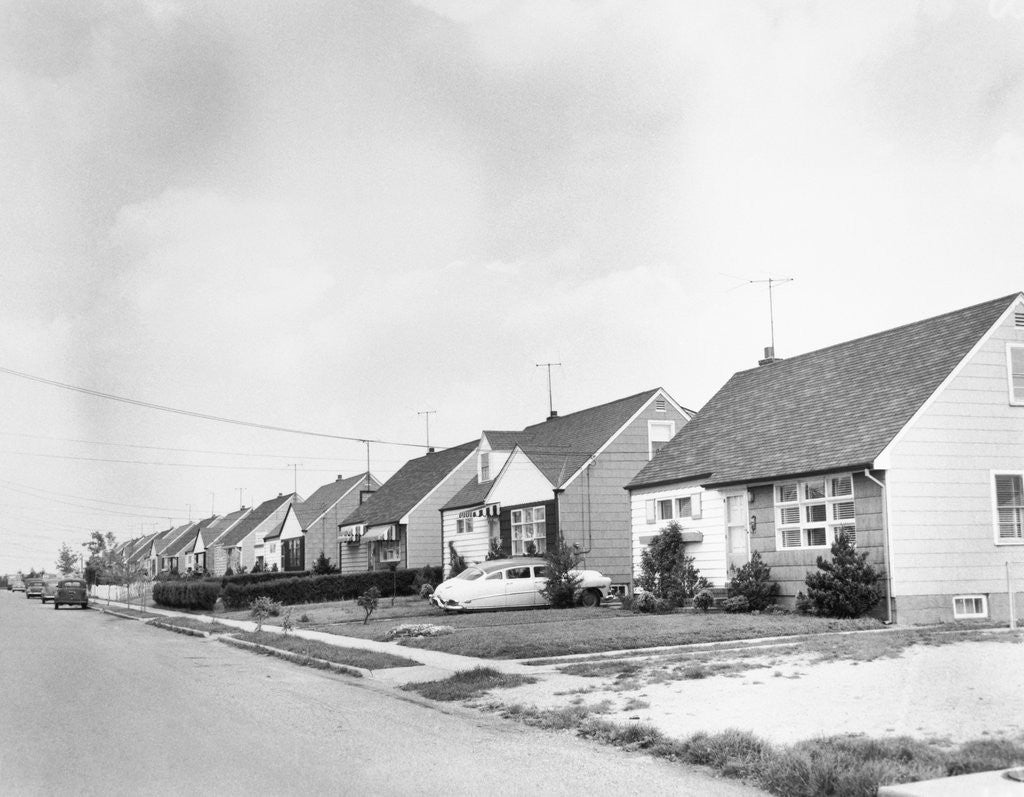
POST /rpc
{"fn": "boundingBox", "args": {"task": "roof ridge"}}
[523,388,659,429]
[733,293,1020,375]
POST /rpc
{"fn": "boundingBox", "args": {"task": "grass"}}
[148,617,236,634]
[400,667,537,701]
[233,631,420,670]
[323,606,884,659]
[493,703,1024,797]
[217,595,437,624]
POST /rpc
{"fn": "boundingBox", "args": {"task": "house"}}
[155,523,198,574]
[441,389,692,587]
[627,293,1024,625]
[293,473,381,571]
[206,507,252,575]
[208,493,297,575]
[339,444,478,573]
[177,515,228,574]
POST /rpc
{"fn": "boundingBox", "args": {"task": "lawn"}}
[316,606,884,659]
[232,631,418,670]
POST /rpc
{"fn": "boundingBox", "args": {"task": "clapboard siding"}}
[441,512,492,578]
[886,307,1024,610]
[404,454,477,570]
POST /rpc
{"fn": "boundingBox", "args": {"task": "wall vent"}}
[1015,311,1024,328]
[655,397,667,412]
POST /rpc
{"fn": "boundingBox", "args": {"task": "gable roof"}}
[215,494,296,548]
[341,443,477,527]
[157,523,198,557]
[629,293,1021,490]
[480,430,520,450]
[208,507,251,545]
[442,475,492,512]
[515,389,665,487]
[294,473,372,530]
[262,515,288,541]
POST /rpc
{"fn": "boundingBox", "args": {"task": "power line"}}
[0,365,434,449]
[0,482,186,521]
[0,449,351,472]
[0,478,183,512]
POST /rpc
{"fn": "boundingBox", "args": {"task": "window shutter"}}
[691,492,702,519]
[645,500,656,524]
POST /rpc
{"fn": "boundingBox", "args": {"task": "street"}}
[0,592,761,796]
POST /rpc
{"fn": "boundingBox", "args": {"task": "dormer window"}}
[1008,344,1024,406]
[648,421,676,459]
[480,452,490,482]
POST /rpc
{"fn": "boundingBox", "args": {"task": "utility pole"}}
[748,276,793,353]
[536,362,562,417]
[417,410,436,449]
[287,464,302,496]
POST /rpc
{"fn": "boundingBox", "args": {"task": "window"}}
[480,452,490,482]
[456,517,473,534]
[269,543,276,554]
[776,474,856,549]
[282,538,304,571]
[953,595,988,619]
[994,473,1024,543]
[511,506,546,555]
[380,539,400,562]
[1009,345,1024,405]
[506,567,531,580]
[648,421,676,458]
[644,493,701,524]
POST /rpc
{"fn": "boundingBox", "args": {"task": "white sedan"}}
[430,557,612,612]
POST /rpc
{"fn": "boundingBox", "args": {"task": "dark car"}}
[25,578,45,599]
[40,577,60,604]
[53,578,88,610]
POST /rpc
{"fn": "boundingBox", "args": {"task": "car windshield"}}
[454,568,484,581]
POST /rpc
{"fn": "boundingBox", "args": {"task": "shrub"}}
[152,580,220,611]
[637,522,707,605]
[357,586,380,624]
[250,596,282,632]
[448,542,467,576]
[418,583,434,599]
[630,591,673,614]
[539,542,582,609]
[220,569,310,590]
[804,530,882,618]
[219,568,435,609]
[795,591,813,614]
[224,566,234,577]
[728,550,779,611]
[485,538,507,560]
[693,589,715,612]
[722,595,749,613]
[311,552,338,575]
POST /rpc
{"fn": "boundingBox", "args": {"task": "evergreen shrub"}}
[804,530,882,618]
[727,551,779,611]
[152,580,220,611]
[220,567,442,610]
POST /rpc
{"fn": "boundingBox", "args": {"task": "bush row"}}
[153,581,221,611]
[221,567,442,610]
[219,570,310,589]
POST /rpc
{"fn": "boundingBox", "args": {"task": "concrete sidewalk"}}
[92,597,544,684]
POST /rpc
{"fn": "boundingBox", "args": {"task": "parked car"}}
[431,557,612,612]
[40,577,61,604]
[10,577,25,592]
[53,578,88,610]
[25,578,45,599]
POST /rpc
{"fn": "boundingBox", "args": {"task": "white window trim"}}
[456,517,473,534]
[379,539,401,562]
[511,506,547,555]
[992,470,1024,545]
[644,492,702,525]
[647,420,676,459]
[1008,344,1024,406]
[775,474,856,550]
[952,594,988,619]
[479,451,491,482]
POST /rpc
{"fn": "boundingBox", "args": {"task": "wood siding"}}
[885,306,1024,622]
[559,399,689,585]
[404,454,478,571]
[306,477,380,572]
[441,512,494,579]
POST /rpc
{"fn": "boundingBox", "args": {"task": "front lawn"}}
[232,631,418,670]
[320,607,883,659]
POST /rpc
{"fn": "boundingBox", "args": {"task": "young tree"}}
[539,541,582,608]
[727,550,779,611]
[637,522,708,605]
[448,541,466,576]
[804,530,882,618]
[357,586,380,625]
[485,538,507,560]
[56,543,78,575]
[311,551,337,575]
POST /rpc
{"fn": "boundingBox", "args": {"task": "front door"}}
[725,493,749,574]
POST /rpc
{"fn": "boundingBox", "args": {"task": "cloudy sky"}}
[2,0,1023,574]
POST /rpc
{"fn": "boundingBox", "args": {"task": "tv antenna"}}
[417,410,436,449]
[748,276,793,353]
[536,362,562,417]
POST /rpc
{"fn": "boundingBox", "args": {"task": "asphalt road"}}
[0,592,763,796]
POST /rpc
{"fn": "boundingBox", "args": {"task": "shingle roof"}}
[341,443,477,527]
[516,389,663,487]
[215,494,296,548]
[208,507,251,545]
[441,476,492,512]
[294,473,372,530]
[261,516,287,541]
[481,430,520,450]
[157,523,198,557]
[628,294,1020,490]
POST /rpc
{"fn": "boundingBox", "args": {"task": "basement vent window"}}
[952,595,987,619]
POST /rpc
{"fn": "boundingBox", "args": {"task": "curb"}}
[218,635,370,679]
[148,619,212,638]
[93,606,158,622]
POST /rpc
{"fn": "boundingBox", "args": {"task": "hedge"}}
[153,581,221,611]
[220,570,310,589]
[220,567,443,610]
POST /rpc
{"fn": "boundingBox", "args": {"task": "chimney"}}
[758,346,780,366]
[336,474,343,481]
[427,447,435,454]
[547,410,559,421]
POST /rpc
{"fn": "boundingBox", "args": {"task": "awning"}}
[458,502,500,519]
[362,524,397,543]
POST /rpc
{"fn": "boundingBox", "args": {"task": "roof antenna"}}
[536,362,562,419]
[417,410,436,450]
[748,276,793,363]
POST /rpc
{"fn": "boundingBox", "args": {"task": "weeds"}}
[401,667,537,702]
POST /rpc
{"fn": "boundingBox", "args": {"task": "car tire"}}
[54,602,59,610]
[579,589,600,608]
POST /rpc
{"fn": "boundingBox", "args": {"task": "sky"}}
[2,0,1023,574]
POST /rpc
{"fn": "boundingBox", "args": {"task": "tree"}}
[804,530,882,618]
[312,552,337,575]
[448,541,466,576]
[485,538,507,560]
[538,541,582,608]
[357,586,380,624]
[56,543,78,575]
[637,522,709,605]
[727,550,779,611]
